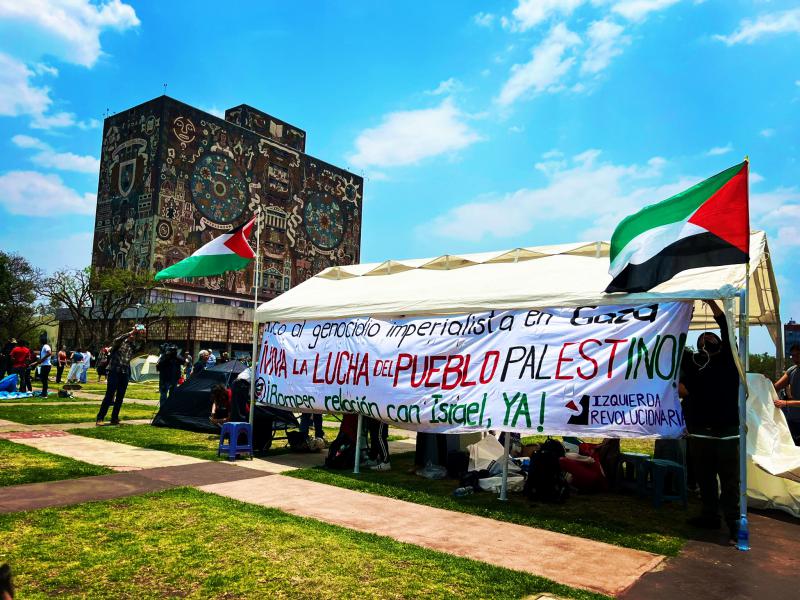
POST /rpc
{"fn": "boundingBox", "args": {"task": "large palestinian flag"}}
[606,161,749,293]
[155,216,256,281]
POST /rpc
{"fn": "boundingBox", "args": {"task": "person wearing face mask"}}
[678,299,741,543]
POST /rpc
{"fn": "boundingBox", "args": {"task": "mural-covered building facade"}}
[60,96,363,356]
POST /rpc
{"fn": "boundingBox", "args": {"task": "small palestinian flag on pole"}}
[154,216,256,281]
[606,160,749,293]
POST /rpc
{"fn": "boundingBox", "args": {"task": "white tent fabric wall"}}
[129,355,159,383]
[747,374,800,517]
[255,231,779,348]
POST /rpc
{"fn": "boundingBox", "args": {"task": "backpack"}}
[324,433,356,469]
[524,438,570,503]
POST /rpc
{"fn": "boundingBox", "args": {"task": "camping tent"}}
[152,360,297,435]
[130,354,160,382]
[254,231,780,350]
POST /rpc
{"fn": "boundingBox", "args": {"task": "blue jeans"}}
[299,413,324,438]
[96,369,129,422]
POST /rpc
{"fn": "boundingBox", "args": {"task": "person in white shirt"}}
[36,342,52,397]
[80,350,93,384]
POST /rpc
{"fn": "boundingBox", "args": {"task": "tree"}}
[41,266,174,350]
[749,352,777,379]
[0,251,49,342]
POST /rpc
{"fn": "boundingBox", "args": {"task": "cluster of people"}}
[0,337,52,396]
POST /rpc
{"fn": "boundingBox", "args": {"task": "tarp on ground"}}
[747,373,800,517]
[255,231,779,344]
[152,361,296,433]
[130,354,159,382]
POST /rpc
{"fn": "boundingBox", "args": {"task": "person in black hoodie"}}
[679,300,741,542]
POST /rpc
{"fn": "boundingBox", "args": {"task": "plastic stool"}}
[218,422,253,461]
[616,452,650,495]
[648,459,687,508]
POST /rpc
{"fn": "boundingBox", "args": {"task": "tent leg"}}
[499,432,510,501]
[737,288,750,551]
[353,413,363,475]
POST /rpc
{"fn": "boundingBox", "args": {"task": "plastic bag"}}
[478,475,526,493]
[467,434,504,472]
[416,461,448,480]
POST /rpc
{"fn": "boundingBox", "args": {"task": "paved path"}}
[621,510,799,600]
[200,473,662,596]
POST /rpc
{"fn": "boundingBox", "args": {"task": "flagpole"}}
[736,157,751,550]
[249,209,261,429]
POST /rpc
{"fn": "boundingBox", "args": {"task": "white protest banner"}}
[255,302,693,438]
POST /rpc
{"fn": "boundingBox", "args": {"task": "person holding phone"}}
[96,325,146,426]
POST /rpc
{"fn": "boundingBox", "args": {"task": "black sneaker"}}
[109,419,121,426]
[687,515,721,529]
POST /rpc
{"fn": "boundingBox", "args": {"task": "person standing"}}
[363,416,391,471]
[36,340,52,397]
[96,326,145,426]
[156,345,182,403]
[299,412,325,443]
[206,350,217,367]
[9,341,29,392]
[774,344,800,444]
[192,350,209,377]
[80,349,92,384]
[55,347,67,383]
[184,352,193,378]
[680,300,741,544]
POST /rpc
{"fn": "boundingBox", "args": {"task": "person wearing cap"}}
[96,326,145,426]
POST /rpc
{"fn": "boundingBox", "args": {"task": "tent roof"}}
[256,230,780,343]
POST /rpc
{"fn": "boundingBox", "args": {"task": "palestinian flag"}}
[606,161,749,293]
[155,216,256,281]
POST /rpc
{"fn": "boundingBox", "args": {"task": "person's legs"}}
[689,436,721,525]
[369,421,390,469]
[313,413,324,439]
[12,368,25,392]
[23,368,32,391]
[96,370,120,422]
[366,417,380,461]
[717,438,741,538]
[299,412,312,437]
[40,365,51,396]
[55,363,64,383]
[159,379,169,403]
[109,374,129,423]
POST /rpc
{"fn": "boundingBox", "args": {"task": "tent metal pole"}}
[249,209,261,429]
[736,278,750,551]
[499,432,510,501]
[353,413,363,474]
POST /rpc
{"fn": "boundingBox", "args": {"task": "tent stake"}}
[353,413,363,474]
[737,279,750,550]
[499,432,510,501]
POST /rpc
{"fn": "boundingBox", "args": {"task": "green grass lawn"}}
[71,424,343,461]
[0,439,110,486]
[74,381,162,401]
[0,403,156,425]
[288,451,691,556]
[0,487,606,599]
[0,395,98,403]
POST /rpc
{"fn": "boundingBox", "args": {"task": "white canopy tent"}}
[256,231,780,355]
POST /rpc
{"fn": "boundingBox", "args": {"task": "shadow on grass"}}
[288,452,699,556]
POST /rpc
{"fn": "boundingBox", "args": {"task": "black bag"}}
[446,450,470,479]
[324,434,356,469]
[524,438,569,503]
[287,430,311,452]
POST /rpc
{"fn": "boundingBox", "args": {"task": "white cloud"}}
[511,0,584,31]
[0,53,52,118]
[581,19,630,75]
[421,150,687,242]
[760,128,775,138]
[705,143,733,156]
[611,0,681,22]
[425,78,462,96]
[22,231,93,273]
[0,0,140,67]
[715,8,800,46]
[508,125,524,133]
[200,105,225,119]
[473,12,495,27]
[750,171,764,184]
[12,134,99,173]
[348,99,482,169]
[497,24,581,106]
[0,170,95,216]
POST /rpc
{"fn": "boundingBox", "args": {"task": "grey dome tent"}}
[152,361,297,449]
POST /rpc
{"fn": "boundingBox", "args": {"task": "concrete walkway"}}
[200,473,662,596]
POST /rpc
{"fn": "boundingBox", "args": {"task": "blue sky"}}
[0,0,798,353]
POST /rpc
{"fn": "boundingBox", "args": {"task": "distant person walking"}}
[156,344,182,403]
[96,326,145,426]
[80,349,92,384]
[36,340,52,397]
[55,347,67,383]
